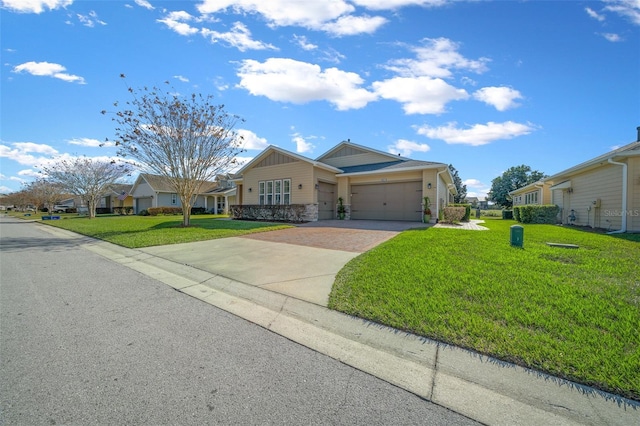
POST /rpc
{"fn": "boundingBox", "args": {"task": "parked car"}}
[53,205,73,213]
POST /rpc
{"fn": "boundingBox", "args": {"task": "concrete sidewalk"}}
[39,223,639,425]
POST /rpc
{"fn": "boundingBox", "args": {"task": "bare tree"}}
[105,77,244,227]
[43,157,131,219]
[24,178,66,213]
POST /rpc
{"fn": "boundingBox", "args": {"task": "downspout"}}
[607,158,627,234]
[436,168,446,222]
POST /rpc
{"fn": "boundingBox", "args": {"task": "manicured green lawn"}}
[329,219,640,400]
[38,214,292,248]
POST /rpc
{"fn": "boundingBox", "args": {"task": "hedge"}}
[230,204,307,223]
[502,210,513,220]
[442,206,466,224]
[147,206,183,216]
[451,203,471,222]
[513,204,560,224]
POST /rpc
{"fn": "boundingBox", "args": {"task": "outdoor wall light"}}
[315,183,319,189]
[427,183,432,189]
[248,188,252,192]
[298,184,303,189]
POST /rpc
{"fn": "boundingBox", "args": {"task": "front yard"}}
[31,214,292,248]
[17,211,639,400]
[329,219,640,401]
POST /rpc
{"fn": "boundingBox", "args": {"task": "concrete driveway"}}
[140,220,429,305]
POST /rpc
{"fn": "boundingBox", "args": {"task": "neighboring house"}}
[464,196,490,210]
[543,134,640,232]
[233,140,456,222]
[509,181,552,207]
[100,184,134,213]
[129,173,236,214]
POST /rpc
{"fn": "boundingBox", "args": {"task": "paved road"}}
[0,217,479,425]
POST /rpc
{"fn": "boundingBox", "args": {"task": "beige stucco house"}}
[130,173,236,214]
[543,137,640,233]
[233,140,456,222]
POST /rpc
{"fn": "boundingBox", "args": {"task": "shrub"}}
[451,203,471,221]
[138,209,149,216]
[442,206,466,224]
[514,204,559,224]
[148,206,182,216]
[96,207,111,215]
[191,207,206,215]
[502,210,513,220]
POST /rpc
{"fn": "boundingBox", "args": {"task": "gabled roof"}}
[508,180,547,196]
[338,159,446,175]
[132,173,219,194]
[315,140,407,163]
[545,140,640,183]
[109,183,133,196]
[235,145,342,176]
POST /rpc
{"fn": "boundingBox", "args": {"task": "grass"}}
[328,219,640,400]
[31,213,292,248]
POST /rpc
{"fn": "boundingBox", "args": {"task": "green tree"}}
[449,164,467,203]
[487,165,546,208]
[106,77,244,227]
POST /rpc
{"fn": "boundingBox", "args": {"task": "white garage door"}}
[317,182,336,220]
[350,181,422,221]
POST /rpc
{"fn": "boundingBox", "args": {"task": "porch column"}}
[224,196,229,214]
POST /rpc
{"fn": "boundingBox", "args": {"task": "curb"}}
[39,224,640,425]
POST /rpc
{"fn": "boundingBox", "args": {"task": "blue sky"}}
[1,0,639,199]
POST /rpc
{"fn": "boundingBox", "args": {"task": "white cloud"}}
[585,7,606,21]
[134,0,154,10]
[463,178,484,188]
[196,0,389,36]
[237,129,269,150]
[174,75,189,82]
[383,38,490,79]
[197,0,355,29]
[0,142,59,166]
[293,34,317,50]
[237,58,377,110]
[157,11,199,36]
[201,22,277,51]
[373,76,468,114]
[1,0,72,14]
[473,86,523,111]
[18,169,41,177]
[292,134,314,154]
[604,0,640,25]
[12,61,86,84]
[76,10,106,27]
[351,0,446,10]
[0,185,12,193]
[601,32,623,42]
[415,121,535,146]
[388,139,430,156]
[67,137,114,148]
[321,14,387,36]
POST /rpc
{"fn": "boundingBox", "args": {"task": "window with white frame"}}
[259,181,265,205]
[524,191,538,205]
[171,193,177,205]
[258,179,291,205]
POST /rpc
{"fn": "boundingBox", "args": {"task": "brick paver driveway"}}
[242,220,430,253]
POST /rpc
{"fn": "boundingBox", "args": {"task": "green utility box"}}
[510,225,524,248]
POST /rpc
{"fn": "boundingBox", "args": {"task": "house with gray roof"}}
[233,140,456,222]
[130,173,236,214]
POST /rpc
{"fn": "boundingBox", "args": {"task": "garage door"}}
[350,181,422,221]
[136,197,152,214]
[317,182,336,220]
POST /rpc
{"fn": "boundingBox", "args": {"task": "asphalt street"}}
[0,216,479,425]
